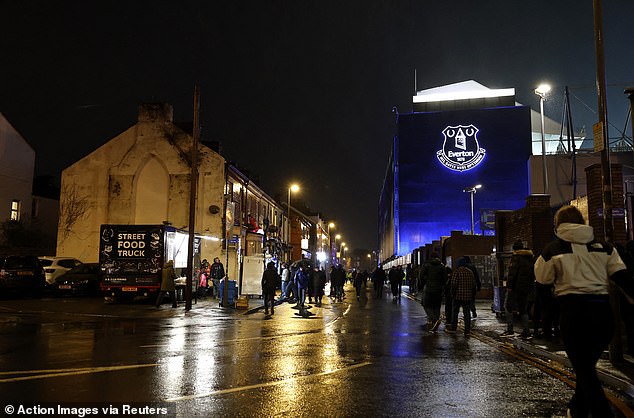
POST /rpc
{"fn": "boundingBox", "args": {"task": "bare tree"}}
[59,184,89,241]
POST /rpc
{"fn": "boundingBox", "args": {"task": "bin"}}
[219,279,237,307]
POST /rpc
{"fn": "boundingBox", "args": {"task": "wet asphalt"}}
[0,284,601,417]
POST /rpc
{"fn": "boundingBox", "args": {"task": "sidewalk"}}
[420,294,634,400]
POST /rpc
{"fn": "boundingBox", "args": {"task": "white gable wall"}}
[57,104,226,262]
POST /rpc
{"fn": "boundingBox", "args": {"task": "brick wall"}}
[495,195,552,256]
[585,164,626,244]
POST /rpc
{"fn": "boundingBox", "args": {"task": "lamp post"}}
[334,234,341,264]
[535,83,551,194]
[328,222,335,265]
[463,184,482,235]
[287,184,299,261]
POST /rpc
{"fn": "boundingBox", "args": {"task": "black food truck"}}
[99,224,199,300]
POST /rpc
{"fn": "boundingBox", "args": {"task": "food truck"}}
[99,224,199,300]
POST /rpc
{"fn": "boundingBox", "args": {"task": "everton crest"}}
[436,124,486,171]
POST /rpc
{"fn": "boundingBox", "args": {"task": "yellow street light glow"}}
[335,234,341,239]
[289,184,300,193]
[328,222,335,228]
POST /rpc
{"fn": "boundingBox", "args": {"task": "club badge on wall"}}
[436,124,486,171]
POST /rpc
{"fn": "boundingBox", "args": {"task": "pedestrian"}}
[462,256,481,318]
[261,261,280,316]
[210,257,225,299]
[389,266,404,302]
[353,269,363,300]
[155,260,177,308]
[501,240,535,340]
[313,266,326,307]
[331,264,346,302]
[295,266,311,311]
[447,257,476,336]
[278,262,289,301]
[420,252,447,332]
[534,205,634,417]
[372,265,386,299]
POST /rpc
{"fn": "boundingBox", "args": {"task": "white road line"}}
[0,364,158,383]
[165,361,372,402]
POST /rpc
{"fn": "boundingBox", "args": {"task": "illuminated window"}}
[10,200,21,221]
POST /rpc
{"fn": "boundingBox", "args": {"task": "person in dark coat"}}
[331,264,346,302]
[295,266,311,309]
[156,260,177,308]
[389,266,404,302]
[501,240,535,339]
[420,252,447,332]
[372,266,387,299]
[261,261,280,315]
[353,269,364,300]
[312,267,327,307]
[209,257,225,299]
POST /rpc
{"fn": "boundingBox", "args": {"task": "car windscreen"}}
[5,257,38,269]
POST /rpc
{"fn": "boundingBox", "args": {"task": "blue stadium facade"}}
[379,103,532,262]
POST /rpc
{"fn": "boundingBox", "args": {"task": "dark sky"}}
[2,1,633,249]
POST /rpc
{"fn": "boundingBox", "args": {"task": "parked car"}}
[39,256,83,286]
[0,255,45,297]
[55,263,101,295]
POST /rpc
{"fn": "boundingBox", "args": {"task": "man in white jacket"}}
[534,205,634,417]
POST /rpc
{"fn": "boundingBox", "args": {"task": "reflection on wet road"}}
[0,286,581,416]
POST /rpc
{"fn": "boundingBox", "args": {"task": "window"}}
[10,200,20,221]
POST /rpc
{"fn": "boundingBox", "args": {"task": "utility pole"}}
[593,0,613,244]
[594,0,622,363]
[185,84,200,311]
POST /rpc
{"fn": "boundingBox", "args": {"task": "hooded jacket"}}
[507,249,535,295]
[534,223,627,297]
[420,257,447,294]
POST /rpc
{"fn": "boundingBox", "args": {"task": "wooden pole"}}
[185,84,200,311]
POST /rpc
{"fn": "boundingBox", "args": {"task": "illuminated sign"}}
[436,124,486,171]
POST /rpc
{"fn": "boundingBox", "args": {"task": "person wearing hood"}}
[534,205,634,417]
[501,240,535,339]
[261,261,280,315]
[420,252,447,332]
[156,260,177,308]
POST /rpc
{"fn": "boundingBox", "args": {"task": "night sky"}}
[2,1,633,250]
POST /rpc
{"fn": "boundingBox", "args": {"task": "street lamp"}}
[463,184,482,235]
[287,183,300,261]
[328,222,335,265]
[535,83,551,194]
[334,234,341,264]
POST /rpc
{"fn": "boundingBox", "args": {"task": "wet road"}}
[0,285,576,417]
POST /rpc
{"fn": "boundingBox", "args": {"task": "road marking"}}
[165,361,372,402]
[0,364,158,383]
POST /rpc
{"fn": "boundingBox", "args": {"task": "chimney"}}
[138,103,174,123]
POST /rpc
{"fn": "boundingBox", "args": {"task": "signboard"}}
[597,207,625,218]
[99,225,164,276]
